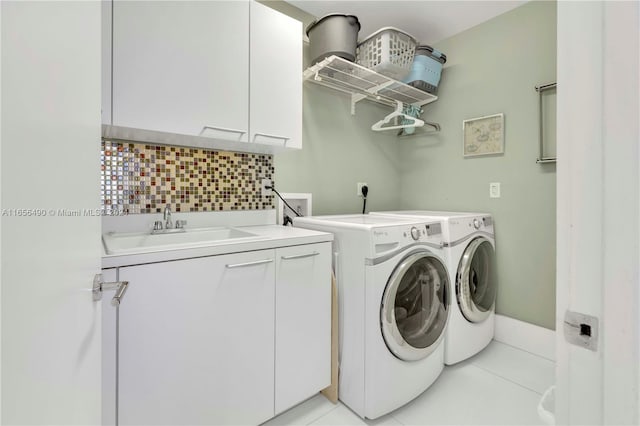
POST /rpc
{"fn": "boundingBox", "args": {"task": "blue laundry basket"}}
[403,45,447,94]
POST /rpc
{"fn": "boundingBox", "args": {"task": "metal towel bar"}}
[535,82,557,164]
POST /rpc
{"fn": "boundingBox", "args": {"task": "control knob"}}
[410,226,420,240]
[473,218,481,229]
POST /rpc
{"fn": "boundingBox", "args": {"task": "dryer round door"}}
[380,251,450,361]
[456,237,497,323]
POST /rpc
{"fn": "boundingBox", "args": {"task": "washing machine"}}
[370,211,497,365]
[293,214,450,419]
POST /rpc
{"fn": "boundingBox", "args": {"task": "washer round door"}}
[380,251,450,361]
[456,237,497,323]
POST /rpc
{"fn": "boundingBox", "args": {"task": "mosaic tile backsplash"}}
[101,140,274,214]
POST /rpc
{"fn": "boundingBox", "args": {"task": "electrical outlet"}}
[489,182,501,198]
[286,200,305,217]
[261,178,272,196]
[357,182,368,197]
[277,193,312,225]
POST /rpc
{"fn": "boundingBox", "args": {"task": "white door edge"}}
[557,1,640,424]
[1,2,102,423]
[601,2,640,424]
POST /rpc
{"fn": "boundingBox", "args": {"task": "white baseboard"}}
[494,314,556,361]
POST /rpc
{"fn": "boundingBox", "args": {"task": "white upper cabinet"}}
[112,1,250,142]
[106,0,303,151]
[249,1,302,149]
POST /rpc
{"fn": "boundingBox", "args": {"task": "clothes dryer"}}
[370,211,496,365]
[293,214,450,419]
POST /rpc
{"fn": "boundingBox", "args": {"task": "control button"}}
[410,227,420,240]
[473,218,481,229]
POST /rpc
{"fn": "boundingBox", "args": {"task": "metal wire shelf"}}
[303,55,438,114]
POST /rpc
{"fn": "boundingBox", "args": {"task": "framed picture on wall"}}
[462,113,505,157]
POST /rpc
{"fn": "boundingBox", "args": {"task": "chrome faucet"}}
[150,206,185,235]
[164,204,173,229]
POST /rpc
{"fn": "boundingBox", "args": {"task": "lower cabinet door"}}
[101,268,118,426]
[115,250,276,425]
[274,243,332,414]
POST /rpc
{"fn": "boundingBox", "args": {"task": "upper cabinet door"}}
[112,1,249,142]
[249,2,302,149]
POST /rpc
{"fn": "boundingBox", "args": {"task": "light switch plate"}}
[489,182,501,198]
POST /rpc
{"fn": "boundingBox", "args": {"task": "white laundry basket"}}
[356,27,417,80]
[538,385,556,425]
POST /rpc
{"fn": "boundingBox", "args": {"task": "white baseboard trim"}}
[494,314,556,361]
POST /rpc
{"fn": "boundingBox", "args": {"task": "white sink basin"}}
[103,227,265,255]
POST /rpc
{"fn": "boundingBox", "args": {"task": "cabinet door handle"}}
[111,281,129,307]
[92,273,129,306]
[200,126,247,137]
[225,258,274,269]
[252,132,290,143]
[281,252,320,260]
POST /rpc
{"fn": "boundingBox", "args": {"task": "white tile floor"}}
[263,341,555,426]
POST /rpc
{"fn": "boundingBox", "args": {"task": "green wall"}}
[262,0,403,215]
[398,1,557,329]
[268,0,557,329]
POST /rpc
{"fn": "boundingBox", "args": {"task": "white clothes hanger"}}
[371,100,425,132]
[398,120,441,136]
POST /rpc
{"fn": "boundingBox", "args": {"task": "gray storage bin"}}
[306,14,360,65]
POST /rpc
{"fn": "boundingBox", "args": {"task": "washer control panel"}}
[371,222,443,249]
[448,215,495,242]
[399,222,442,242]
[371,222,444,255]
[410,226,420,240]
[465,216,493,230]
[426,222,442,236]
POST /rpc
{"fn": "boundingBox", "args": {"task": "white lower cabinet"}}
[115,250,275,425]
[275,245,331,414]
[102,242,330,425]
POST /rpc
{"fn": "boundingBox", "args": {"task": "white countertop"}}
[102,225,333,269]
